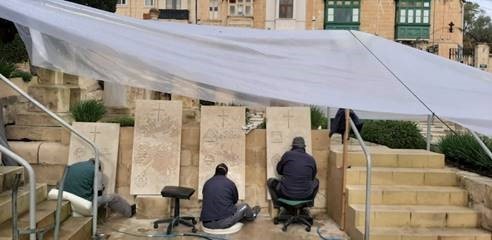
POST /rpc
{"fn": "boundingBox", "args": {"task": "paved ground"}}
[99,214,348,240]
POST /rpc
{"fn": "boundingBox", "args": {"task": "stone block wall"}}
[456,170,492,231]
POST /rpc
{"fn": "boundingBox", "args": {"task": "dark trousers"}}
[267,178,319,208]
[202,203,256,229]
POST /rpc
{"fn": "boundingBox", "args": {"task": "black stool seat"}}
[274,198,314,232]
[161,186,195,199]
[153,186,197,234]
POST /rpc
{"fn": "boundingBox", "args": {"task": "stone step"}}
[15,112,72,127]
[352,227,492,240]
[347,167,458,186]
[27,85,74,113]
[0,200,71,239]
[44,216,92,240]
[330,148,445,168]
[0,184,48,224]
[346,185,467,206]
[0,166,24,192]
[349,204,479,228]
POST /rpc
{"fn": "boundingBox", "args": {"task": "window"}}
[144,0,154,7]
[229,0,253,16]
[209,0,219,19]
[117,0,127,5]
[397,0,430,24]
[279,0,294,19]
[324,0,360,30]
[166,0,181,9]
[396,0,431,40]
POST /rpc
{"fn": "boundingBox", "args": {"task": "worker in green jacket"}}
[63,159,135,217]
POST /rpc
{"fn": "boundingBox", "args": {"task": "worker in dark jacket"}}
[329,109,363,143]
[63,159,135,217]
[200,163,260,229]
[267,137,319,206]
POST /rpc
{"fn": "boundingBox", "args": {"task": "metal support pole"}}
[0,145,36,240]
[326,107,331,131]
[54,166,69,240]
[426,114,432,151]
[350,119,372,240]
[0,74,100,238]
[470,131,492,161]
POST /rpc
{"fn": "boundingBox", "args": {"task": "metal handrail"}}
[470,131,492,161]
[349,119,372,240]
[0,145,36,240]
[0,74,100,238]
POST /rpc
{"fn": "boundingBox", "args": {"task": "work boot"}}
[130,204,136,217]
[252,206,261,219]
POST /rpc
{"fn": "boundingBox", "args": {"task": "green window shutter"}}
[324,0,360,30]
[395,0,431,40]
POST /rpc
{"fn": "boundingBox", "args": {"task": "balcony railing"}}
[159,9,189,20]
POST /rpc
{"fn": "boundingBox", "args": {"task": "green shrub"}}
[311,106,328,129]
[71,100,106,122]
[106,116,135,127]
[361,120,426,149]
[10,70,32,82]
[0,61,15,78]
[438,134,492,169]
[0,34,29,64]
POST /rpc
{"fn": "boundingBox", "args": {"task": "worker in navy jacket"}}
[200,163,260,229]
[267,137,319,207]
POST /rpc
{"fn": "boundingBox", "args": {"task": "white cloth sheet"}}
[0,0,491,135]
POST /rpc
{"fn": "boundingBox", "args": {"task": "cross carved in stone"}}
[283,109,295,128]
[89,126,101,142]
[152,104,166,121]
[217,109,229,127]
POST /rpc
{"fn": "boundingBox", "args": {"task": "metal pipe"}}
[0,145,36,240]
[0,74,100,238]
[54,166,69,240]
[426,114,432,151]
[349,119,372,240]
[470,131,492,161]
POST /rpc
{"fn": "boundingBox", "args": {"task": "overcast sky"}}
[472,0,492,16]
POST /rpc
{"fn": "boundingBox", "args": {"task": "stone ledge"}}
[456,170,492,231]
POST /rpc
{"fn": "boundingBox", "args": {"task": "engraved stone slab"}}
[198,106,246,200]
[130,100,183,195]
[266,107,312,199]
[68,122,120,194]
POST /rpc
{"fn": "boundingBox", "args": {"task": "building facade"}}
[116,0,464,58]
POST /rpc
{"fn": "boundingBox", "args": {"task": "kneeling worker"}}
[64,159,136,217]
[201,163,261,229]
[267,137,319,205]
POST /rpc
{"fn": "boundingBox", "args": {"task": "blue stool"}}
[273,198,314,232]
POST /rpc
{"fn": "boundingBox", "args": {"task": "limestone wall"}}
[9,125,330,218]
[456,170,492,231]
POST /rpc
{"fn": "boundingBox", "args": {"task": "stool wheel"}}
[282,226,287,232]
[273,217,279,225]
[153,223,159,229]
[191,227,197,233]
[305,226,311,232]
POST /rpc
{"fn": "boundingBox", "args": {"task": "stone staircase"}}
[0,166,91,240]
[340,149,492,240]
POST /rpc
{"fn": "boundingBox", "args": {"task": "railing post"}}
[349,119,372,240]
[0,145,36,240]
[426,114,433,151]
[0,74,100,238]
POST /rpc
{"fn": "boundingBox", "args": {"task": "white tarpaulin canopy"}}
[1,0,492,136]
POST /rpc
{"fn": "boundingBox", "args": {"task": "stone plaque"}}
[68,122,120,194]
[266,107,311,199]
[130,100,182,195]
[198,106,246,199]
